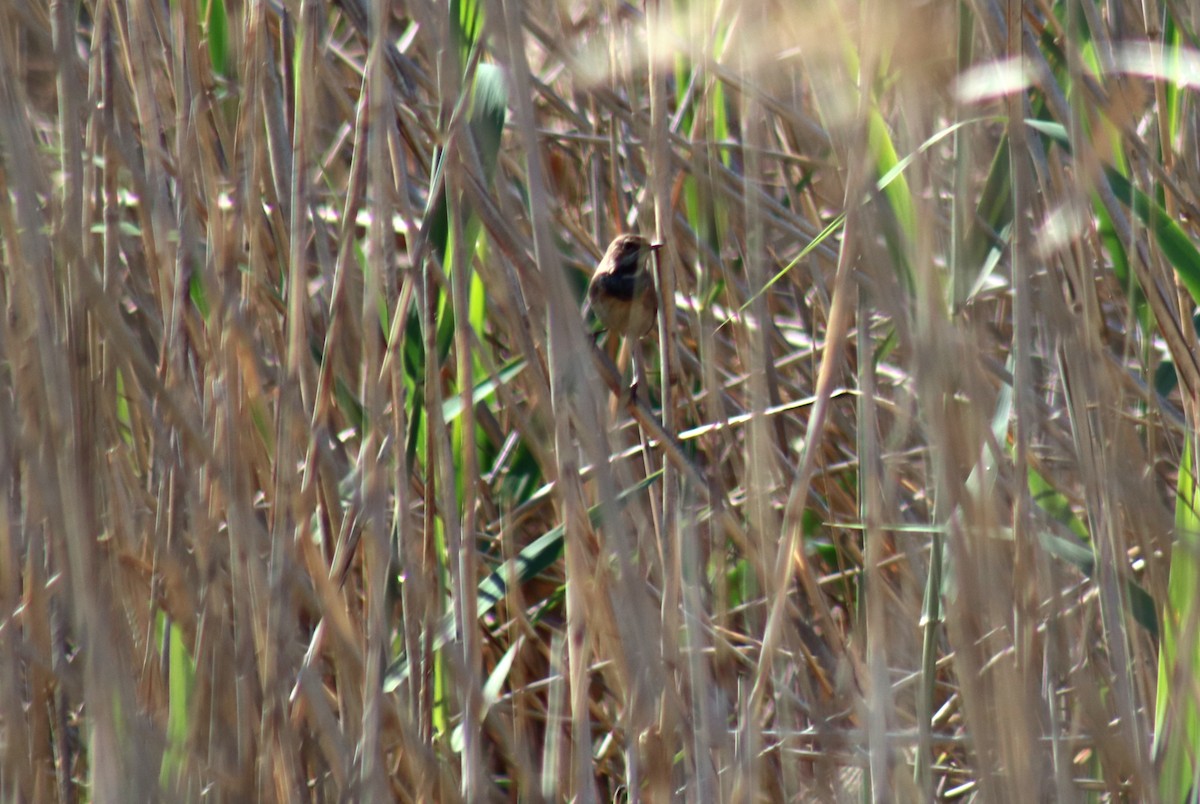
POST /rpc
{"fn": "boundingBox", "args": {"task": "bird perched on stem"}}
[585,234,662,398]
[586,234,662,338]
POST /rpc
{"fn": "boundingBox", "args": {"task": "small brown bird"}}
[585,234,662,399]
[586,234,662,338]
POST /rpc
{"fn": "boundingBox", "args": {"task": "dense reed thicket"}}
[2,0,1200,800]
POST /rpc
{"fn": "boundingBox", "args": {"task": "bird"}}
[585,234,662,399]
[586,234,662,339]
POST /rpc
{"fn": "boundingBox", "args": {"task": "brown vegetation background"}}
[1,0,1198,800]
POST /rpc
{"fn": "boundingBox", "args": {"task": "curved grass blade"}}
[383,470,661,692]
[1155,439,1200,800]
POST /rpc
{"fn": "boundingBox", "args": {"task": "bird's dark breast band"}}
[593,273,639,302]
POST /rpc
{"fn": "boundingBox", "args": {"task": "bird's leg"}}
[628,338,646,405]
